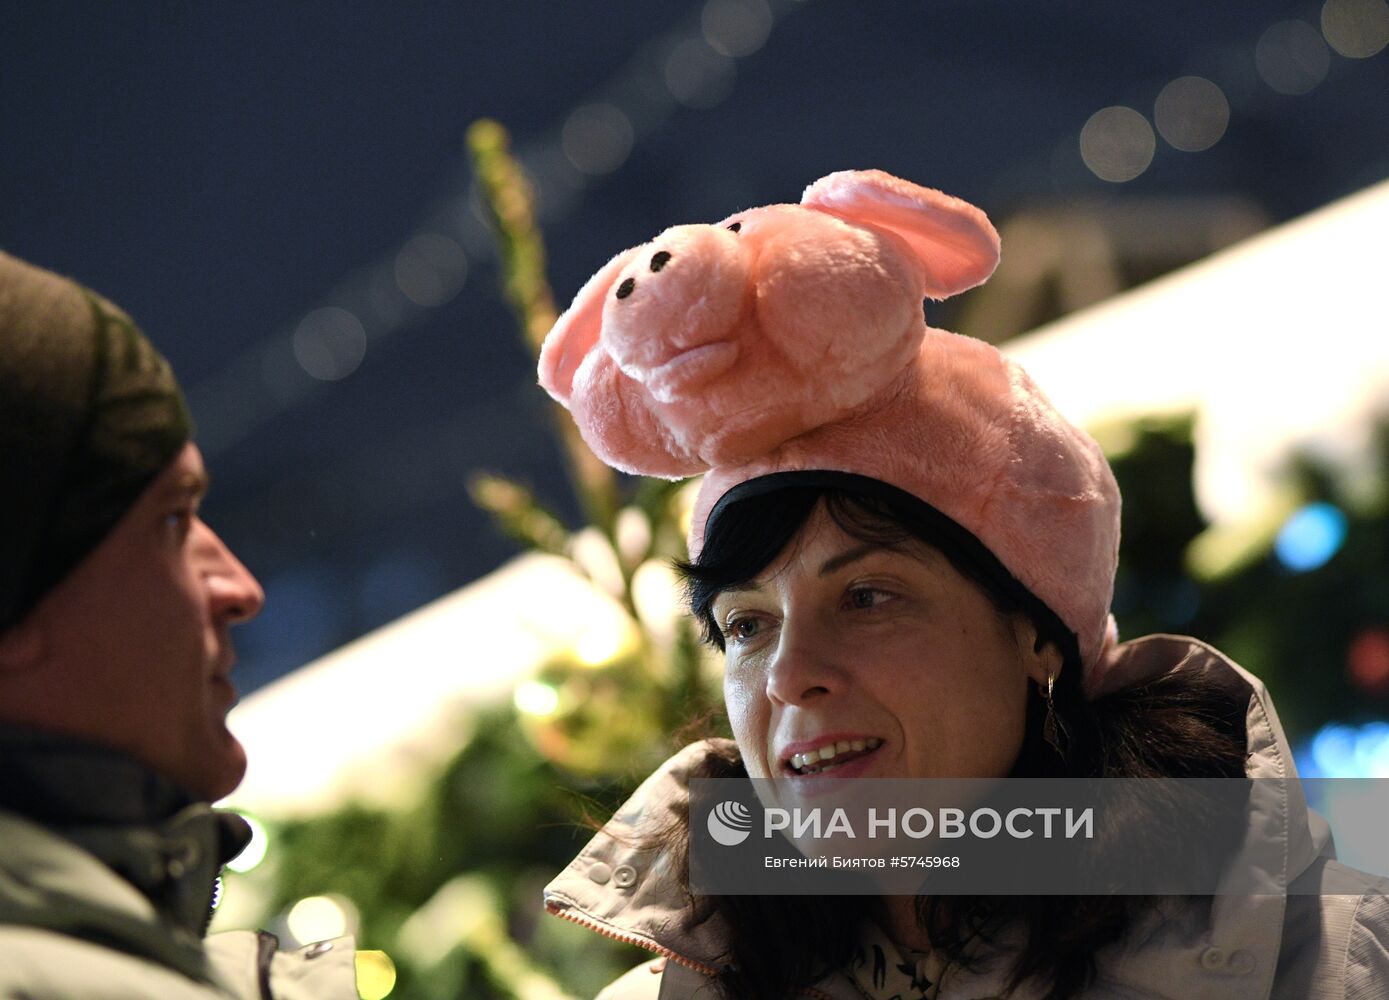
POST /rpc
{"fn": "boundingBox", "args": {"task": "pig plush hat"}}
[539,170,1121,690]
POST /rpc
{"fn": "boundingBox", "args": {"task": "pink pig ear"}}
[538,246,640,402]
[802,170,1001,299]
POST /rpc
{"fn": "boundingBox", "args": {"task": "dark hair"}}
[667,477,1248,1000]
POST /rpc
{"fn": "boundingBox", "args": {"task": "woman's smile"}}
[781,735,886,776]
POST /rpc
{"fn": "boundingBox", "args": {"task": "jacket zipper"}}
[545,902,836,1000]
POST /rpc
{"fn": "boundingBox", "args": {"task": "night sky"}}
[4,1,1386,690]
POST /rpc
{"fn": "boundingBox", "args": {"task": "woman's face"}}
[714,504,1056,792]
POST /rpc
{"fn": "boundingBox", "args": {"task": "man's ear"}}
[1014,617,1064,687]
[0,615,47,671]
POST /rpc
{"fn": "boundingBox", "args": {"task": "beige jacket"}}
[0,806,357,999]
[544,636,1389,999]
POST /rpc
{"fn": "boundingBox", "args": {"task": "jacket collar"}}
[0,725,252,965]
[544,635,1330,1000]
[0,724,194,824]
[544,739,737,978]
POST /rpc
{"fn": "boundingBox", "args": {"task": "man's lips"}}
[211,649,238,693]
[210,674,238,712]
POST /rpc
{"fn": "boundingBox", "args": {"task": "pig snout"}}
[601,225,747,401]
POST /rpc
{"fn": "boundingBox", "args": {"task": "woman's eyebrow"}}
[818,543,900,576]
[713,542,916,599]
[714,580,762,598]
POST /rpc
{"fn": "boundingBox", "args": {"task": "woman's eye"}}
[845,587,893,610]
[725,616,763,643]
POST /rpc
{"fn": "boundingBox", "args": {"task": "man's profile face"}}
[30,442,264,800]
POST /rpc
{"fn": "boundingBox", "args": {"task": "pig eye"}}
[616,277,636,300]
[726,222,742,233]
[650,251,672,272]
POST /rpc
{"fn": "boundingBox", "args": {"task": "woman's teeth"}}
[789,738,883,774]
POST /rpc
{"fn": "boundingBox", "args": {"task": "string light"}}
[1153,77,1230,153]
[664,37,738,108]
[1256,20,1331,95]
[1321,0,1389,57]
[195,3,1385,451]
[393,234,468,308]
[702,0,774,57]
[292,307,367,382]
[1079,106,1155,183]
[561,104,636,176]
[1077,5,1379,183]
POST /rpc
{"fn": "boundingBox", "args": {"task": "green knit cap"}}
[0,250,192,633]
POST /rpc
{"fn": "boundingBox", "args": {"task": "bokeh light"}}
[1273,501,1347,571]
[355,951,397,1000]
[513,680,561,718]
[632,558,684,648]
[574,620,629,666]
[1354,722,1389,775]
[1321,0,1389,58]
[615,506,652,568]
[1304,721,1389,777]
[561,103,635,177]
[1079,106,1156,183]
[286,894,356,944]
[393,233,467,308]
[1310,723,1360,776]
[1348,628,1389,695]
[225,815,269,874]
[293,307,367,381]
[569,527,625,598]
[1153,76,1230,152]
[702,0,773,57]
[665,37,737,109]
[1256,20,1331,95]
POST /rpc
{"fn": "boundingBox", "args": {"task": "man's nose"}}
[199,522,265,624]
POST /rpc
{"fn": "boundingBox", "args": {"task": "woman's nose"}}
[765,620,843,705]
